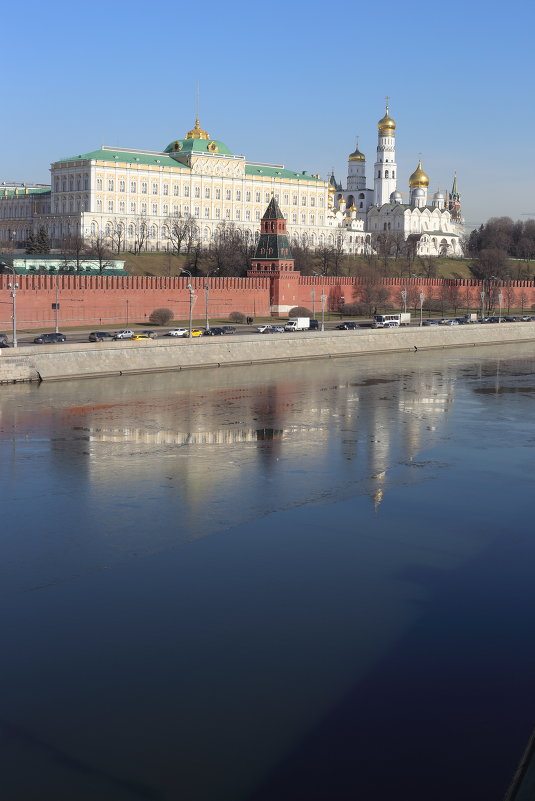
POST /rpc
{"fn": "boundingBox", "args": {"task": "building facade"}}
[333,105,464,256]
[0,109,464,258]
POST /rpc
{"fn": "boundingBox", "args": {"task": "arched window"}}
[385,170,389,179]
[377,171,381,179]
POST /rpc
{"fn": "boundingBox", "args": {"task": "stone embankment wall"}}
[1,274,535,331]
[2,323,535,384]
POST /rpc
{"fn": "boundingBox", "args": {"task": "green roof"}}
[246,165,323,182]
[262,196,284,220]
[164,138,233,156]
[0,187,50,197]
[253,233,293,261]
[54,149,189,169]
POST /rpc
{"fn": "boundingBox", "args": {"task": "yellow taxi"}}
[188,329,204,337]
[130,334,152,341]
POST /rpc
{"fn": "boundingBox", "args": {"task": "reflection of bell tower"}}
[248,195,300,317]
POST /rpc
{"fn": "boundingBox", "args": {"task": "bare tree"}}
[61,233,87,271]
[470,248,510,281]
[87,234,114,273]
[168,216,196,258]
[131,217,148,255]
[110,221,126,254]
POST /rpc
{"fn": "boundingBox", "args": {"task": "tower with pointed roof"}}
[448,173,462,222]
[374,102,398,206]
[249,195,295,275]
[249,195,301,316]
[347,138,366,192]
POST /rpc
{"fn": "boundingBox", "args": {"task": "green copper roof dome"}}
[164,118,233,156]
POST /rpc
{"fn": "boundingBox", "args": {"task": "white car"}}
[256,325,273,333]
[114,329,135,340]
[167,328,188,337]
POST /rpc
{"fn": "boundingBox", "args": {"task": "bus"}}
[373,313,411,328]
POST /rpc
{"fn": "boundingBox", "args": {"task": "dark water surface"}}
[1,344,534,800]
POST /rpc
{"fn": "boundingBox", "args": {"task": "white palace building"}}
[0,107,463,257]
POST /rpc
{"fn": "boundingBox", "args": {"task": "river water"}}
[1,344,534,800]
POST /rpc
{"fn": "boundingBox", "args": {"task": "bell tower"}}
[374,100,398,207]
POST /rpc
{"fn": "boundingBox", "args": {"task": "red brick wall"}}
[1,273,535,331]
[296,276,535,314]
[0,275,271,330]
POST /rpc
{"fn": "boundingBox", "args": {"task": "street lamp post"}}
[7,270,19,348]
[55,276,59,333]
[204,283,210,331]
[498,290,503,321]
[419,291,425,327]
[480,290,485,321]
[187,284,195,336]
[181,269,194,336]
[311,289,315,317]
[312,271,325,332]
[401,288,407,314]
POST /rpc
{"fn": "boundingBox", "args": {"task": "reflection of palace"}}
[66,358,457,520]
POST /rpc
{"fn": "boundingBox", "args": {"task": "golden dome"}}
[349,138,365,162]
[409,159,429,188]
[185,117,210,140]
[378,104,396,134]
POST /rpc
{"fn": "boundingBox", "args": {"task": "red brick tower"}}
[248,196,300,316]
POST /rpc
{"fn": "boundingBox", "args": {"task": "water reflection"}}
[0,344,534,800]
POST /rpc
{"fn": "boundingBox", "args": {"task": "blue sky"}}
[2,0,534,229]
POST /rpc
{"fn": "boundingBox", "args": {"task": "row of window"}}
[56,177,325,207]
[87,201,325,226]
[376,170,395,179]
[55,176,89,192]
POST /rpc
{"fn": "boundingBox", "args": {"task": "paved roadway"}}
[5,318,531,348]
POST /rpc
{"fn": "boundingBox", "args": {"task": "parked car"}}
[336,322,358,330]
[256,325,273,333]
[0,341,10,348]
[272,325,285,333]
[203,327,224,336]
[89,331,114,342]
[188,329,204,337]
[34,332,67,343]
[422,319,439,326]
[113,329,135,340]
[130,334,151,341]
[140,330,157,338]
[442,319,459,326]
[0,333,8,344]
[309,319,319,330]
[220,326,236,334]
[167,328,189,337]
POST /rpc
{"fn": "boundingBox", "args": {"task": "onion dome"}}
[433,189,445,200]
[349,138,365,162]
[409,159,429,188]
[349,204,357,212]
[390,190,402,204]
[378,104,396,134]
[412,187,425,198]
[185,117,210,140]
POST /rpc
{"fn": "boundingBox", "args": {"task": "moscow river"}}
[0,344,534,800]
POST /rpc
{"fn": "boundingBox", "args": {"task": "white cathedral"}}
[0,104,463,259]
[328,104,463,256]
